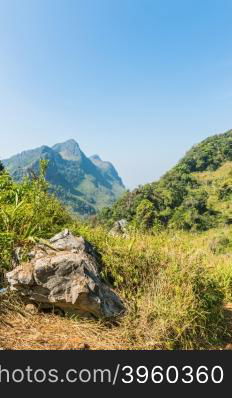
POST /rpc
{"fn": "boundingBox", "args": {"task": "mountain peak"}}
[90,154,102,161]
[3,139,126,215]
[63,138,79,147]
[53,139,82,161]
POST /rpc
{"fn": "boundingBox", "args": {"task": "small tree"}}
[135,199,155,230]
[0,160,4,173]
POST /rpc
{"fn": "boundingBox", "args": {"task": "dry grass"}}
[1,226,232,350]
[0,296,128,350]
[0,296,230,351]
[194,161,232,183]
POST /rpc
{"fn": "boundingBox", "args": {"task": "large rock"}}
[109,219,128,237]
[6,230,125,319]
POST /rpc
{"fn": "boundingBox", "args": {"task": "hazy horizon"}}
[1,0,232,188]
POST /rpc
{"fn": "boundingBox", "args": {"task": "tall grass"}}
[70,224,230,348]
[1,168,232,349]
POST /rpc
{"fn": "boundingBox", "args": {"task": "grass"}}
[1,225,232,349]
[194,161,232,222]
[0,294,126,350]
[1,166,232,350]
[81,223,232,348]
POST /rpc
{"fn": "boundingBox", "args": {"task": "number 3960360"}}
[121,365,224,384]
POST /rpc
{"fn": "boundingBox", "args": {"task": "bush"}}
[0,162,72,279]
[0,161,4,173]
[134,199,155,230]
[218,179,232,200]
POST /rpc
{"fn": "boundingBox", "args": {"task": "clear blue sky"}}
[0,0,232,188]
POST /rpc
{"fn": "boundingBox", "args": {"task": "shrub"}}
[0,162,72,279]
[218,179,232,199]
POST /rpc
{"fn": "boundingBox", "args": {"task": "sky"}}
[0,0,232,188]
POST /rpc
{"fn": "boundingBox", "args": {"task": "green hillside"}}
[100,129,232,231]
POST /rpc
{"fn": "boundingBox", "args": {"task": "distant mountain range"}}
[3,139,125,215]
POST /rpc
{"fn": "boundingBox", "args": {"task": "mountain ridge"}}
[3,139,125,215]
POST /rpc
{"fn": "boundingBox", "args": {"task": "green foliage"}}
[178,129,232,172]
[0,160,4,173]
[218,178,232,200]
[0,162,71,275]
[99,168,210,231]
[134,199,155,229]
[170,188,215,231]
[100,129,232,232]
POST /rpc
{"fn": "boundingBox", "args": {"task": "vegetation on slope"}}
[3,139,125,216]
[99,129,232,232]
[1,160,232,349]
[0,160,71,283]
[0,161,4,173]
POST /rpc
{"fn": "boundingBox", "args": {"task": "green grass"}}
[70,223,232,348]
[0,166,72,276]
[1,165,232,349]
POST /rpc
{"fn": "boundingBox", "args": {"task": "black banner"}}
[0,350,230,394]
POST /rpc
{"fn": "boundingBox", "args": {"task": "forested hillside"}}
[100,129,232,231]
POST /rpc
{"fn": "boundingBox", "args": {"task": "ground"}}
[0,306,126,350]
[0,297,232,350]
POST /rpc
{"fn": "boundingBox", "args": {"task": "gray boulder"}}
[6,229,125,319]
[109,219,128,237]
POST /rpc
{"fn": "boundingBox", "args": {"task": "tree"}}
[170,189,213,231]
[135,199,155,229]
[0,160,4,173]
[218,178,232,200]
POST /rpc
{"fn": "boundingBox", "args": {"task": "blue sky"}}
[0,0,232,188]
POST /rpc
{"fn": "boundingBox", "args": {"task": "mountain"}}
[3,139,125,215]
[100,129,232,231]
